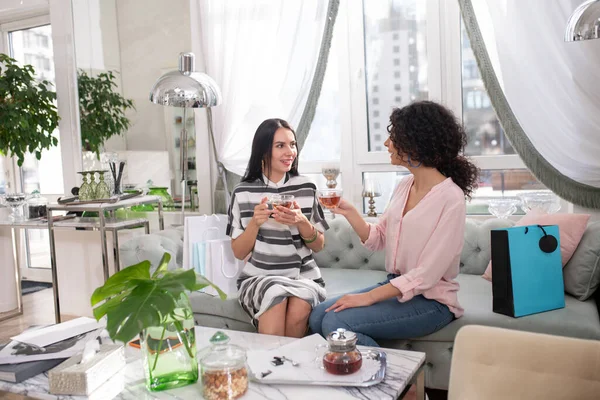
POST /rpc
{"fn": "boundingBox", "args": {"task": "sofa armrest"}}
[120,233,181,272]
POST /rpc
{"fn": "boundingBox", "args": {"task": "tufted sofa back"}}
[313,216,515,275]
[120,215,516,276]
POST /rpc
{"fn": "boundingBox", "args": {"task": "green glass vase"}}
[140,293,198,391]
[148,187,174,209]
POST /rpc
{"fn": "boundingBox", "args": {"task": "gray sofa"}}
[120,217,600,390]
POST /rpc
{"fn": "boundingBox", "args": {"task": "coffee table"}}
[0,327,426,399]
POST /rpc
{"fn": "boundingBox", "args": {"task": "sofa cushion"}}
[189,291,253,327]
[483,212,590,281]
[189,268,388,328]
[461,218,514,275]
[415,274,600,342]
[563,221,600,300]
[313,217,385,271]
[321,268,389,297]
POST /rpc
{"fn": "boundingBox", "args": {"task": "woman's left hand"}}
[273,201,307,226]
[326,293,375,313]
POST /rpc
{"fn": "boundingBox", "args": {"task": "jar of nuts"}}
[199,331,248,400]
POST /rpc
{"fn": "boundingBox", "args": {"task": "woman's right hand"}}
[251,197,272,227]
[331,198,356,217]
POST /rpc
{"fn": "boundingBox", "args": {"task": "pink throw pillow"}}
[482,212,590,282]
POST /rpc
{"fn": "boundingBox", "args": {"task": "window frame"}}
[328,0,557,213]
[0,14,64,282]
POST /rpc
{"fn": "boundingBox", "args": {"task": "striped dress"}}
[226,173,329,324]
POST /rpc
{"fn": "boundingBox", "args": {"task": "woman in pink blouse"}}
[309,101,479,346]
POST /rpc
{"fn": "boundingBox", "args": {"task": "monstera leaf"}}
[91,253,225,343]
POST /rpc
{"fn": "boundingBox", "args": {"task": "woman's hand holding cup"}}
[251,197,272,227]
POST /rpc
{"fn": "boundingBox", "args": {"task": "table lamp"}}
[149,52,222,223]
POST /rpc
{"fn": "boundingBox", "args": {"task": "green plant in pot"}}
[78,70,135,157]
[0,54,60,166]
[91,253,225,392]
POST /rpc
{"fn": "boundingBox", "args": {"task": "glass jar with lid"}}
[318,328,363,375]
[26,190,47,219]
[199,331,248,400]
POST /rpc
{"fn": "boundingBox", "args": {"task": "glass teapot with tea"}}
[318,328,363,375]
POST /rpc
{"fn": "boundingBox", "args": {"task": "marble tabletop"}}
[0,327,425,400]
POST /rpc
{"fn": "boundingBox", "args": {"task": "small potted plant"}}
[0,54,60,166]
[91,253,225,392]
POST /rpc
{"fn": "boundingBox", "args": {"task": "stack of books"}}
[0,317,104,384]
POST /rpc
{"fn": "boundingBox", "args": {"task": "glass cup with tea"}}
[280,195,294,209]
[317,188,343,219]
[269,194,282,209]
[269,194,294,209]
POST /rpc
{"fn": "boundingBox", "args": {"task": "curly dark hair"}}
[387,101,480,199]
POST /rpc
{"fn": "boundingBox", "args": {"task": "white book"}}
[0,328,105,365]
[10,317,103,347]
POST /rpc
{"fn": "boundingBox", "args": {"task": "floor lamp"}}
[565,0,600,42]
[149,52,222,223]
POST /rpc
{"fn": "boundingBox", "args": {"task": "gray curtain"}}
[459,0,600,209]
[214,0,340,213]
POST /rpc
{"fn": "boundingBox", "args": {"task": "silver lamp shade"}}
[565,0,600,42]
[149,53,221,222]
[149,53,222,107]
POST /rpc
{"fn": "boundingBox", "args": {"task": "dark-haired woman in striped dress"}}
[227,118,329,337]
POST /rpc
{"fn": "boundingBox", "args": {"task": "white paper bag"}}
[202,238,244,296]
[183,214,228,271]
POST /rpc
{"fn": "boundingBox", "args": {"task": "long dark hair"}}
[242,118,300,183]
[388,101,479,199]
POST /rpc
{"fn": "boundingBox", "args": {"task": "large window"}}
[461,21,515,157]
[299,0,541,216]
[363,0,428,152]
[301,19,341,163]
[4,22,61,272]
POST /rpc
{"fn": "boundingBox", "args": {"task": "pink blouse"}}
[364,175,466,317]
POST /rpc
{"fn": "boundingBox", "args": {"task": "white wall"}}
[116,0,191,152]
[0,0,48,23]
[72,0,126,151]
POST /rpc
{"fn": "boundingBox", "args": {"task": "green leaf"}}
[193,274,227,300]
[152,252,171,278]
[92,292,126,320]
[106,282,176,343]
[91,252,225,344]
[91,260,151,305]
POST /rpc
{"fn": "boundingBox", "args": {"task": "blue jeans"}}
[308,274,455,347]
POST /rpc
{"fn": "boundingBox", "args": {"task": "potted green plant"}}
[77,70,135,157]
[91,253,225,392]
[0,54,60,166]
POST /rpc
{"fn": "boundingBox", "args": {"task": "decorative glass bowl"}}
[487,198,520,219]
[517,191,561,214]
[1,193,29,222]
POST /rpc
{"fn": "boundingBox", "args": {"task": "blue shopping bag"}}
[491,224,565,317]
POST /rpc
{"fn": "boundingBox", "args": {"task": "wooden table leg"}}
[416,368,425,400]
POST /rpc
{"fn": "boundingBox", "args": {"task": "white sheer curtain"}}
[470,0,600,188]
[190,0,329,176]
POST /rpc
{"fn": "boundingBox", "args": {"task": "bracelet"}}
[301,225,319,244]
